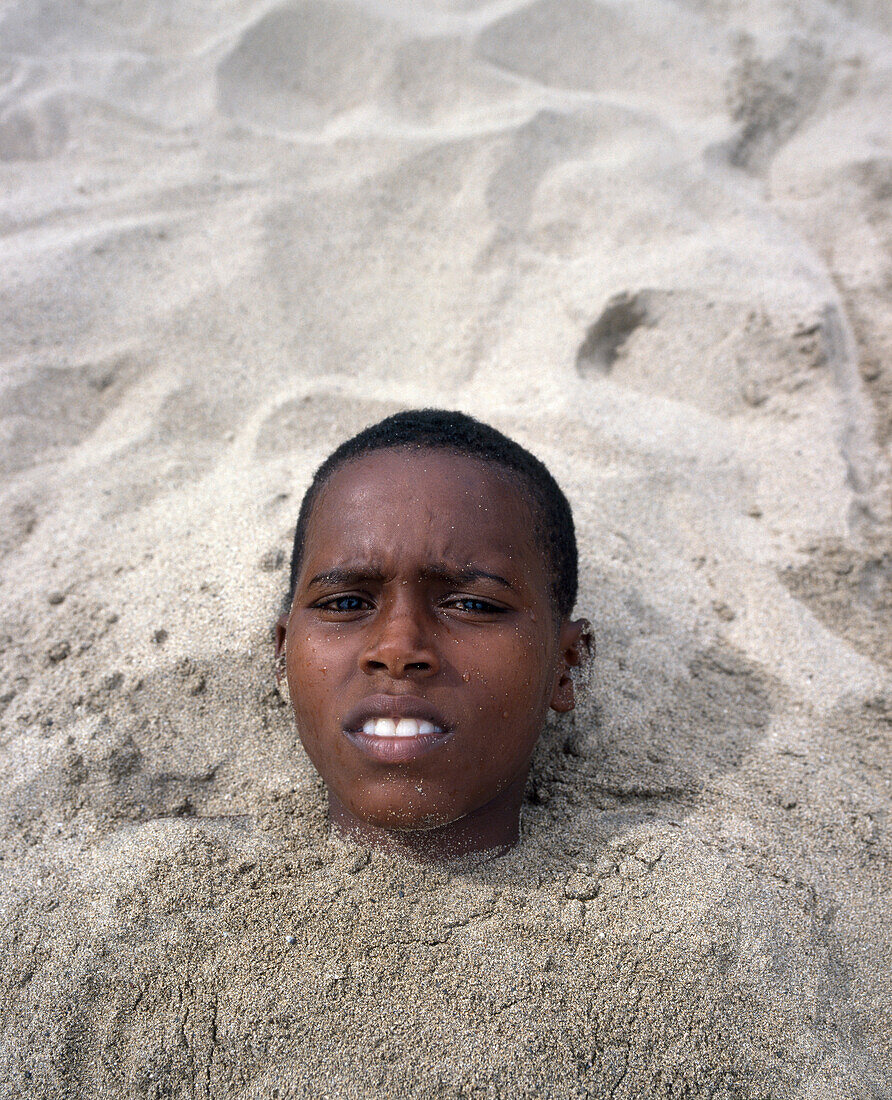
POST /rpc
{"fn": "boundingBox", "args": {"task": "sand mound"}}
[217,2,392,132]
[1,0,890,1096]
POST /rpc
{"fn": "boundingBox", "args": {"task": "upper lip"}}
[342,694,450,733]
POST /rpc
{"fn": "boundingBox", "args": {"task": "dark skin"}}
[275,448,587,860]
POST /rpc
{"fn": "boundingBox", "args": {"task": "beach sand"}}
[1,0,890,1096]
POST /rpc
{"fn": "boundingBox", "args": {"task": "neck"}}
[327,773,528,861]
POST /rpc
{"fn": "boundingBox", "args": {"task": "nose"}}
[360,600,439,679]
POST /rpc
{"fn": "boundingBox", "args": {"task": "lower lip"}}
[343,727,454,764]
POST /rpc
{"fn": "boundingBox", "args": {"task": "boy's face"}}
[281,448,580,838]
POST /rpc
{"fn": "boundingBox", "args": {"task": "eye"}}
[315,594,372,614]
[443,596,507,615]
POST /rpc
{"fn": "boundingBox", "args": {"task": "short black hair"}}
[286,409,578,619]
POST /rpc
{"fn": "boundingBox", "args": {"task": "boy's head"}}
[286,409,578,620]
[276,410,589,858]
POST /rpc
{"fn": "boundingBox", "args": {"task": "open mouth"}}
[359,717,442,738]
[342,696,454,764]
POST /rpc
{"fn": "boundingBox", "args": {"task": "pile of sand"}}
[1,0,890,1096]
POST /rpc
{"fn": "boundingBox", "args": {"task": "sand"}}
[1,0,891,1096]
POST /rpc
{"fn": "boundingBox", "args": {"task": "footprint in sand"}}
[575,290,654,376]
[724,36,829,173]
[576,289,837,418]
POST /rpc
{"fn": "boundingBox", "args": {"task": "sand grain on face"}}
[1,0,891,1095]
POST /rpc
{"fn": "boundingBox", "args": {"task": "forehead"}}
[301,448,543,579]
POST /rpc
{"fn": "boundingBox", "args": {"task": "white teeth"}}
[360,717,443,738]
[364,717,395,737]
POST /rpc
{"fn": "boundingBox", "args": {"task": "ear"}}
[274,613,289,684]
[549,618,594,714]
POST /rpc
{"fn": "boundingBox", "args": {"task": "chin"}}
[362,807,460,832]
[388,811,467,833]
[347,790,470,833]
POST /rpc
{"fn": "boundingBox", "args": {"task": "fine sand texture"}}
[1,0,891,1097]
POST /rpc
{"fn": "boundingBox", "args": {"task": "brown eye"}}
[318,595,370,613]
[445,597,506,614]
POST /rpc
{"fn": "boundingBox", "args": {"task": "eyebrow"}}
[422,565,516,592]
[305,563,516,592]
[306,567,387,590]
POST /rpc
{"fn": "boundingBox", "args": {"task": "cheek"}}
[284,630,345,731]
[461,626,554,707]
